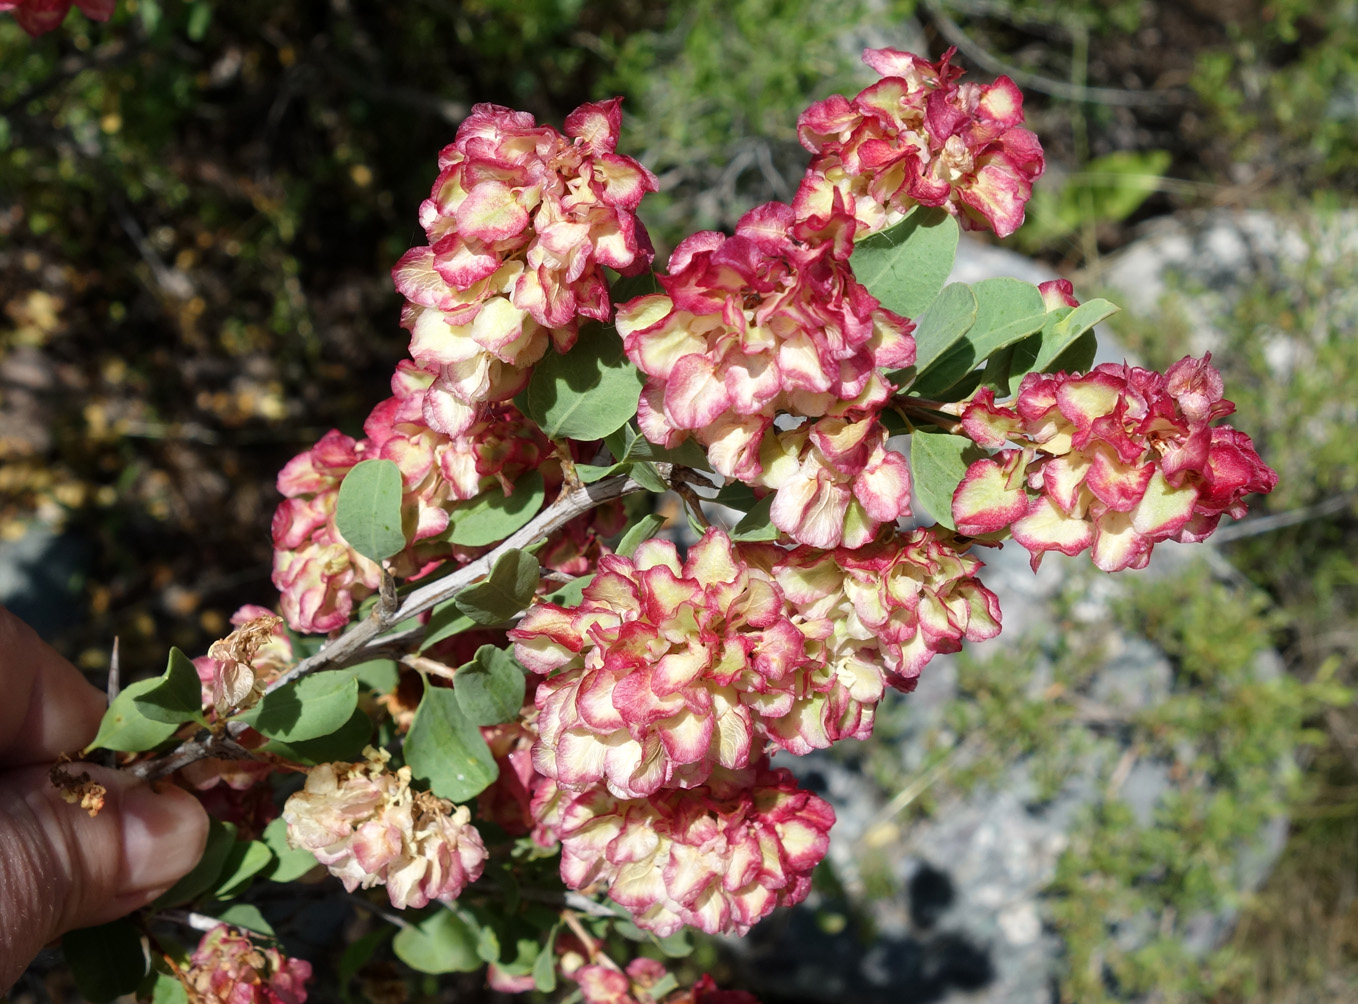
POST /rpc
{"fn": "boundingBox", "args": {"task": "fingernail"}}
[119,784,209,894]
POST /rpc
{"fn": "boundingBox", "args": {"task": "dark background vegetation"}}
[2,1,1355,1000]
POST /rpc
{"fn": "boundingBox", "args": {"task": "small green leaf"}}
[850,207,960,319]
[213,903,275,937]
[131,647,205,725]
[628,461,667,494]
[212,839,274,899]
[405,684,499,802]
[729,494,779,541]
[64,919,147,1003]
[351,657,399,693]
[622,434,712,471]
[542,574,593,606]
[710,481,760,512]
[154,819,236,908]
[1048,328,1098,374]
[393,908,483,974]
[257,706,372,765]
[615,512,667,558]
[87,677,180,754]
[185,1,212,41]
[909,428,988,529]
[335,458,406,563]
[148,972,190,1004]
[898,282,978,382]
[447,471,545,546]
[421,599,479,652]
[454,549,541,626]
[576,462,624,483]
[522,325,645,441]
[455,646,527,726]
[261,817,320,883]
[238,668,360,743]
[1004,298,1118,394]
[910,278,1046,398]
[532,925,560,993]
[652,928,694,958]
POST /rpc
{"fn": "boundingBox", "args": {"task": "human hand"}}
[0,606,208,989]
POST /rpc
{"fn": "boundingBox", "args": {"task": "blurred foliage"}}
[1110,214,1358,1000]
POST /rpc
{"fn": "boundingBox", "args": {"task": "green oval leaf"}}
[393,908,483,975]
[132,647,206,725]
[455,646,527,726]
[911,278,1047,398]
[522,325,645,441]
[212,902,275,938]
[256,705,372,765]
[541,573,593,607]
[336,458,406,563]
[153,819,236,908]
[405,684,499,802]
[615,512,667,559]
[239,668,360,743]
[850,206,960,319]
[63,919,147,1003]
[1003,298,1119,395]
[87,677,181,754]
[897,281,978,382]
[420,600,479,652]
[909,428,988,530]
[261,817,321,883]
[447,471,545,546]
[211,839,275,899]
[729,494,779,541]
[454,549,541,626]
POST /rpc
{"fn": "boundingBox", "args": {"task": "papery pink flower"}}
[951,355,1278,571]
[754,415,912,549]
[1,0,113,36]
[770,527,1002,698]
[1037,278,1080,311]
[270,365,553,634]
[282,747,486,910]
[795,47,1043,238]
[186,924,311,1004]
[192,606,292,714]
[509,530,884,798]
[395,99,657,434]
[477,711,547,837]
[618,200,913,487]
[532,762,833,937]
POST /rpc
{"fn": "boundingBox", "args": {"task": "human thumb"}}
[0,762,208,989]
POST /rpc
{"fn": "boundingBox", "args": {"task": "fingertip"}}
[117,778,210,897]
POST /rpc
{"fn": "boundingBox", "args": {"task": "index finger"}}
[0,606,108,766]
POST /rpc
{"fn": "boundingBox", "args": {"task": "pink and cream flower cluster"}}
[509,525,999,934]
[616,201,914,549]
[393,100,657,435]
[282,747,487,910]
[186,924,311,1004]
[533,763,834,938]
[794,46,1044,238]
[271,364,564,634]
[951,354,1278,571]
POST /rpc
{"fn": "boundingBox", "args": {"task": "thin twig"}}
[1210,491,1357,544]
[125,733,255,782]
[107,637,121,704]
[261,469,661,694]
[921,0,1191,107]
